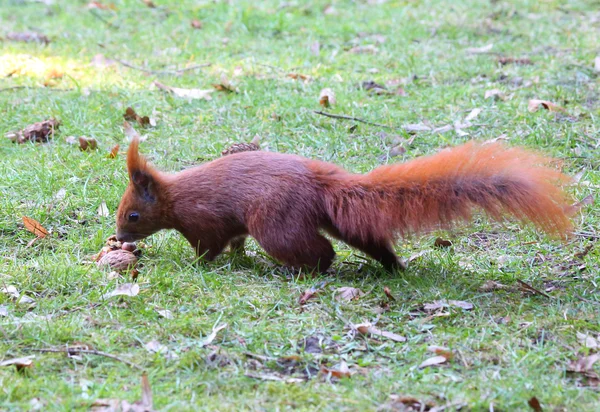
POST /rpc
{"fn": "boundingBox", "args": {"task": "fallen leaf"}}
[466,43,493,54]
[102,283,139,299]
[403,123,432,133]
[354,322,406,342]
[335,287,365,302]
[144,340,168,354]
[427,345,454,360]
[464,108,482,122]
[361,80,388,93]
[244,372,305,383]
[97,202,109,217]
[497,57,533,65]
[0,356,35,370]
[387,144,406,157]
[383,286,396,301]
[528,99,565,113]
[577,332,599,349]
[319,88,336,107]
[124,107,150,127]
[479,280,509,292]
[310,41,320,55]
[156,309,173,319]
[97,250,138,272]
[384,395,437,411]
[320,360,351,378]
[141,0,155,7]
[418,355,448,369]
[78,136,98,151]
[108,144,120,159]
[349,45,379,54]
[528,396,543,412]
[140,374,153,410]
[199,323,228,347]
[22,216,49,238]
[0,305,8,317]
[87,1,116,10]
[516,279,550,299]
[485,89,507,100]
[191,19,203,29]
[213,75,238,93]
[0,286,35,306]
[286,73,311,81]
[6,32,50,44]
[299,286,320,305]
[568,354,600,373]
[423,300,473,311]
[323,4,337,15]
[569,195,594,215]
[7,119,60,144]
[154,81,213,100]
[434,237,452,248]
[91,53,115,67]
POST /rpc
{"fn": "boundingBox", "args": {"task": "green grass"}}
[1,0,599,410]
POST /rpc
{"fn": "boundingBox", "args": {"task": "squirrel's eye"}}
[128,212,139,222]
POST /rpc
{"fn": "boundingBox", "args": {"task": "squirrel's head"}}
[116,138,168,243]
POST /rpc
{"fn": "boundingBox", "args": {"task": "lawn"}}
[1,0,599,410]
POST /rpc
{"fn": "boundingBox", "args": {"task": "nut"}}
[97,249,138,271]
[121,242,136,252]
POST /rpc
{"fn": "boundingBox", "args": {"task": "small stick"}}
[313,110,395,129]
[516,279,551,299]
[89,9,117,28]
[29,348,143,370]
[114,58,210,75]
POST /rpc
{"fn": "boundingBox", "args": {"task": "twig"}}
[516,279,551,299]
[313,110,395,129]
[88,9,117,28]
[29,348,143,370]
[114,58,210,75]
[0,86,77,93]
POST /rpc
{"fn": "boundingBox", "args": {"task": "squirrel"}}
[116,138,573,272]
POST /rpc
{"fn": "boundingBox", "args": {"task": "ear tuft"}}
[126,137,157,202]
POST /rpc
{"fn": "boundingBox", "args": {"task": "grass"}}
[1,0,599,410]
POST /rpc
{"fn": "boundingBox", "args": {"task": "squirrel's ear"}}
[127,137,157,202]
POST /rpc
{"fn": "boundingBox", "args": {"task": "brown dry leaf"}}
[361,80,388,93]
[479,280,509,292]
[141,0,156,8]
[286,73,311,81]
[102,283,140,299]
[299,286,320,305]
[320,360,351,378]
[6,119,60,144]
[335,287,365,302]
[387,144,406,157]
[528,396,543,412]
[199,323,228,347]
[577,332,599,349]
[485,89,507,100]
[385,395,437,411]
[319,88,336,107]
[191,19,203,29]
[466,43,493,54]
[213,75,238,93]
[22,216,49,238]
[123,121,147,142]
[6,32,50,44]
[568,354,600,373]
[569,194,594,215]
[154,81,213,100]
[124,107,151,127]
[108,144,120,159]
[97,202,110,217]
[497,57,533,65]
[97,250,138,272]
[434,237,452,248]
[427,345,454,360]
[355,322,406,342]
[349,45,379,54]
[383,286,396,301]
[516,280,550,298]
[0,356,35,371]
[87,1,116,10]
[418,355,448,369]
[78,136,98,151]
[528,99,565,113]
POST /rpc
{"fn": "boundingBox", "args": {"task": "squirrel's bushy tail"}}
[320,142,573,243]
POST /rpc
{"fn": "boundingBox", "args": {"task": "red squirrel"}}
[116,138,573,272]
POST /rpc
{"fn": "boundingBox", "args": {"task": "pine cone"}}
[221,142,260,156]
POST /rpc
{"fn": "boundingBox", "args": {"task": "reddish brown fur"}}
[116,139,573,272]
